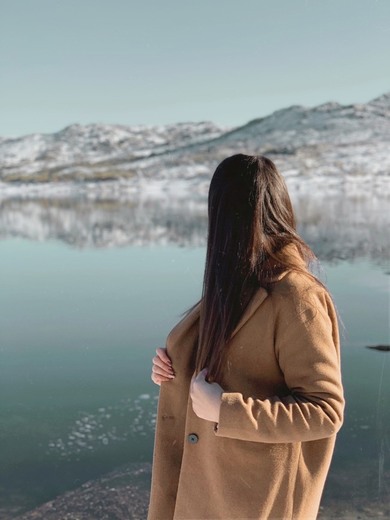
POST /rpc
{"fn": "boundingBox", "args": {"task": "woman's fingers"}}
[156,347,172,366]
[152,355,174,374]
[152,362,175,378]
[154,347,175,376]
[151,347,175,386]
[151,372,172,386]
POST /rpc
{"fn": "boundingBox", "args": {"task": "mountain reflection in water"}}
[0,184,388,265]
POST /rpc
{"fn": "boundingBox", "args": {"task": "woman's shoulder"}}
[273,267,324,293]
[269,268,334,319]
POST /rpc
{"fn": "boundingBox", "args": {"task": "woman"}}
[148,154,345,520]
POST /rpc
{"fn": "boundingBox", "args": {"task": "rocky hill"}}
[0,92,389,189]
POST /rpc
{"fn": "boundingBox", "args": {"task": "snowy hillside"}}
[0,92,389,253]
[0,121,230,182]
[0,92,389,191]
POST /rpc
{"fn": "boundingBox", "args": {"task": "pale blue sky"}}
[1,0,389,138]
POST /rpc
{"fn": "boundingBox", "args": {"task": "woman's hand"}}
[190,368,224,423]
[151,347,175,385]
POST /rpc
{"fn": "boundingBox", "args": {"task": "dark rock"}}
[14,462,152,520]
[11,461,390,520]
[366,345,390,352]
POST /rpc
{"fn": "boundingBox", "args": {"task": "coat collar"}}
[170,243,306,341]
[230,286,268,338]
[230,240,307,337]
[172,285,269,342]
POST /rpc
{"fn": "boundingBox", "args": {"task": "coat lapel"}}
[229,264,295,338]
[165,301,202,349]
[168,286,270,346]
[230,286,268,339]
[168,243,305,345]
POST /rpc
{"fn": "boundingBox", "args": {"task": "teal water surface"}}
[0,238,389,514]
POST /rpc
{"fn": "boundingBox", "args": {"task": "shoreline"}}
[4,462,387,520]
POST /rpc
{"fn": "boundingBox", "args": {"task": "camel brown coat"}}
[147,266,345,520]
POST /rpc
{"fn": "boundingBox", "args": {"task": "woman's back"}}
[148,155,344,520]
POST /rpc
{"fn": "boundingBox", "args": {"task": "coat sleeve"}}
[214,283,345,443]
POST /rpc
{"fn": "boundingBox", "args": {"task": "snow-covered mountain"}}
[0,120,229,182]
[0,92,389,189]
[0,92,389,253]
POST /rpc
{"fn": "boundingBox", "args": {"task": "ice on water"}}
[46,392,159,461]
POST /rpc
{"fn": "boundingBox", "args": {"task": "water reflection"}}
[0,187,389,517]
[0,188,389,264]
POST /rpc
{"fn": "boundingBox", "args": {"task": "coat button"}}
[187,433,199,444]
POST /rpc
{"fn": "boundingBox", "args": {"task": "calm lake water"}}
[0,238,389,516]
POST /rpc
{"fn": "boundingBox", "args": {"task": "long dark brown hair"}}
[185,153,323,383]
